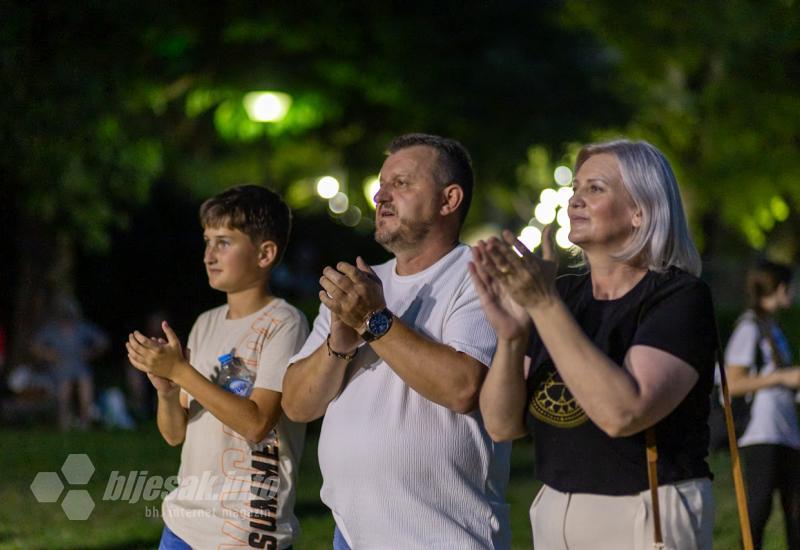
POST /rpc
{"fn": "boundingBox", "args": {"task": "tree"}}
[1,1,622,363]
[564,1,800,258]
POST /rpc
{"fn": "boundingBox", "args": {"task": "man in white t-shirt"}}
[128,185,308,550]
[282,133,510,549]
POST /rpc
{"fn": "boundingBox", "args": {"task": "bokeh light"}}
[556,207,570,228]
[771,196,790,222]
[341,206,362,227]
[556,187,573,208]
[329,192,349,214]
[518,226,542,251]
[243,91,292,122]
[316,176,340,199]
[555,226,574,249]
[539,188,558,206]
[554,166,573,186]
[534,202,557,225]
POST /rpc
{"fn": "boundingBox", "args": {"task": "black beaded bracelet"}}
[326,334,357,361]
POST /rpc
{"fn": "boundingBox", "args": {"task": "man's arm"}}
[317,257,487,414]
[127,322,282,444]
[281,339,353,422]
[368,319,485,413]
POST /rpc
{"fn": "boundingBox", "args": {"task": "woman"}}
[725,260,800,550]
[470,139,716,549]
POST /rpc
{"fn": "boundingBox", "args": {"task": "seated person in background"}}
[32,296,108,430]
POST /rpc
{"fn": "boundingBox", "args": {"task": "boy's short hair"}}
[199,184,291,265]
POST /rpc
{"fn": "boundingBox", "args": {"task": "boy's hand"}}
[147,373,179,397]
[127,321,187,381]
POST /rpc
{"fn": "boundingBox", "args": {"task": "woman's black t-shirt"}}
[525,267,716,495]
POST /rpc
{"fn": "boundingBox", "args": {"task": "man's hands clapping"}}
[319,257,386,353]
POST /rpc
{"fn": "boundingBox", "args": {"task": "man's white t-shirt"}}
[163,299,309,549]
[290,244,510,549]
[725,311,800,449]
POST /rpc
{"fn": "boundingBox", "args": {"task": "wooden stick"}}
[645,428,664,548]
[718,361,754,550]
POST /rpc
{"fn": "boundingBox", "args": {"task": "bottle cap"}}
[218,353,234,364]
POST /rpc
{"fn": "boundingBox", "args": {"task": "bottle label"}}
[226,378,253,397]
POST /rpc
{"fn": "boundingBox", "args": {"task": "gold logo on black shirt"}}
[529,369,588,428]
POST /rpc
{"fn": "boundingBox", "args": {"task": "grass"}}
[0,425,788,549]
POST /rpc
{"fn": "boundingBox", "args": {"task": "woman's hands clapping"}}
[469,226,558,340]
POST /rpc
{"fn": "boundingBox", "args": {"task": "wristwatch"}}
[361,308,393,342]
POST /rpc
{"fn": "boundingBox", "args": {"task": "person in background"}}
[725,260,800,550]
[32,296,109,430]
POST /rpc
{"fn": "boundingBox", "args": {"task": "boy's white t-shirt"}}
[162,298,309,550]
[290,244,511,549]
[725,311,800,449]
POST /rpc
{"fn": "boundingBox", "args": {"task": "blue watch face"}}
[368,311,391,335]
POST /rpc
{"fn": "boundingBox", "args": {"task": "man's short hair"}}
[387,133,474,225]
[199,184,292,265]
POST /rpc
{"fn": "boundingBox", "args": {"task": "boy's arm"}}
[128,322,282,444]
[153,379,188,446]
[173,368,282,443]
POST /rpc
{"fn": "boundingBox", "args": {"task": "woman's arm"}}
[727,364,800,395]
[528,298,697,436]
[477,231,701,438]
[470,242,539,442]
[479,337,530,441]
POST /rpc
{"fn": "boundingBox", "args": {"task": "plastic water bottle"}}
[217,353,254,397]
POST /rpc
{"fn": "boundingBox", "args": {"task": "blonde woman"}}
[471,140,716,549]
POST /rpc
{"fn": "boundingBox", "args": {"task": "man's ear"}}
[258,240,278,269]
[439,183,464,218]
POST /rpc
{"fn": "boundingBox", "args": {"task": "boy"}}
[127,185,308,550]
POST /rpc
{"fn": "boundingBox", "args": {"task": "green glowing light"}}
[243,91,292,122]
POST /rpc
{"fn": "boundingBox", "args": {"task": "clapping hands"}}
[469,226,558,340]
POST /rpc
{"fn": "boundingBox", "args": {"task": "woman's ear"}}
[439,183,464,218]
[631,208,643,229]
[258,240,278,269]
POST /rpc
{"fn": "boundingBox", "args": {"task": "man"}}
[282,133,510,549]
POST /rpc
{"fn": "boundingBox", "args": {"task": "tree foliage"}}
[564,0,800,256]
[0,1,623,359]
[1,1,625,250]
